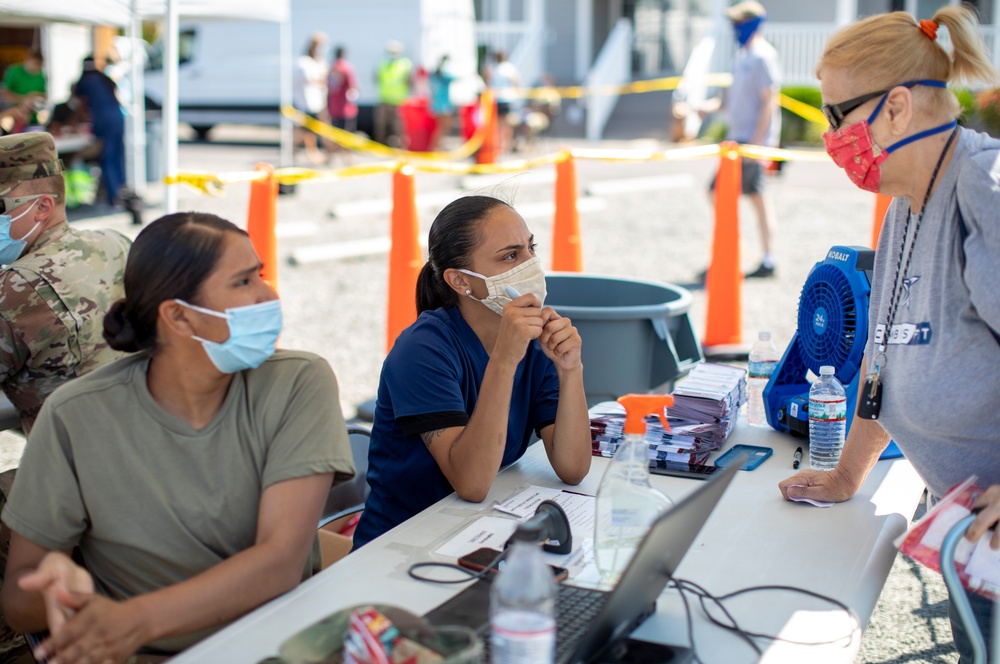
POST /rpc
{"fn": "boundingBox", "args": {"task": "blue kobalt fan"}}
[763,245,902,459]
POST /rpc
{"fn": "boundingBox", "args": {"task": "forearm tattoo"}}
[421,429,445,447]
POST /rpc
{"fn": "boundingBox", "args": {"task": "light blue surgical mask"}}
[177,298,283,373]
[0,200,40,267]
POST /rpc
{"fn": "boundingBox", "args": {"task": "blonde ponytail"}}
[933,5,998,87]
[817,6,998,119]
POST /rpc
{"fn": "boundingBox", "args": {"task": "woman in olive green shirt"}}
[1,212,354,662]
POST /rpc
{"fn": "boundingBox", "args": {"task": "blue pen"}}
[505,286,521,299]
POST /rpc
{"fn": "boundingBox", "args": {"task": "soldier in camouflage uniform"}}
[0,132,130,662]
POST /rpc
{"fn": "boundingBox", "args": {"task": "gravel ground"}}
[0,122,966,662]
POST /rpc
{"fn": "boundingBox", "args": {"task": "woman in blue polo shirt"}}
[353,195,592,548]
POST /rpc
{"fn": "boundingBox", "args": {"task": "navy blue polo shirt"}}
[353,307,560,548]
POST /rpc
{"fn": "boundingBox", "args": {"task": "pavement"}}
[0,99,964,662]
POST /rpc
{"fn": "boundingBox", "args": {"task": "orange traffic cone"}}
[871,193,892,249]
[476,90,499,165]
[386,164,422,353]
[247,162,279,293]
[703,143,744,355]
[552,152,583,272]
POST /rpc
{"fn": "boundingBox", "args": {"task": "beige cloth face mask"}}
[458,256,547,316]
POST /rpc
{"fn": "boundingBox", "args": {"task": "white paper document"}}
[433,515,520,559]
[432,485,602,581]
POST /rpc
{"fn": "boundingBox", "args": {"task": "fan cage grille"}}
[796,264,858,370]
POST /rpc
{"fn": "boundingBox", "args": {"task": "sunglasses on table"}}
[0,193,59,215]
[821,81,922,130]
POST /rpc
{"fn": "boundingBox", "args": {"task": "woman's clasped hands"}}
[496,294,582,373]
[20,552,149,664]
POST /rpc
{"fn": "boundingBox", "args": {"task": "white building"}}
[477,0,1000,88]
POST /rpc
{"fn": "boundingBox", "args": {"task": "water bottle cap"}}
[758,330,771,341]
[819,365,835,376]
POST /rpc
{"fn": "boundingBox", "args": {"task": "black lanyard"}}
[858,126,958,422]
[878,125,959,358]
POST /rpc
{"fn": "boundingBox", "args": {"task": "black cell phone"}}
[648,460,719,480]
[457,547,569,581]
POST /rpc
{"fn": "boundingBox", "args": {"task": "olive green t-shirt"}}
[2,349,354,651]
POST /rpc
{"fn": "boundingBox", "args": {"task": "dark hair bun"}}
[102,299,141,352]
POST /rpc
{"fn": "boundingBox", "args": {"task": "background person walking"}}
[327,46,359,165]
[293,33,328,165]
[374,41,412,147]
[701,1,781,279]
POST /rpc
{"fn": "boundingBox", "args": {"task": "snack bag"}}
[344,606,400,664]
[895,476,1000,601]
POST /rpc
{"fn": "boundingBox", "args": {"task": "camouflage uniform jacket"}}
[0,220,130,434]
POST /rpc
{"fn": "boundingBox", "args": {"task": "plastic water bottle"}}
[747,331,780,428]
[809,366,847,471]
[594,394,674,586]
[490,525,556,664]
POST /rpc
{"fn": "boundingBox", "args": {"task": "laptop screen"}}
[424,458,742,663]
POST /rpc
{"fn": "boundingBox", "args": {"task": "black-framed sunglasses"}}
[0,193,57,216]
[822,82,921,130]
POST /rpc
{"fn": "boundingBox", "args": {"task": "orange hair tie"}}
[919,19,939,40]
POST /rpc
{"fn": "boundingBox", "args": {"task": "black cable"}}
[704,583,859,647]
[673,578,707,664]
[670,578,762,663]
[668,577,862,660]
[406,549,507,584]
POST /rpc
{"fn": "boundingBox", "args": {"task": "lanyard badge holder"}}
[858,126,957,421]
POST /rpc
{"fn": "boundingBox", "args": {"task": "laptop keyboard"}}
[481,583,611,663]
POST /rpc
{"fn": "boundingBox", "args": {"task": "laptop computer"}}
[423,457,742,664]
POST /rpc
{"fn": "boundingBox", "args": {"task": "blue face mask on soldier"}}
[0,200,40,267]
[176,299,283,373]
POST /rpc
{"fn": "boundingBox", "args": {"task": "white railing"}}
[713,22,1000,88]
[510,24,545,92]
[766,24,837,85]
[475,22,529,63]
[710,23,834,86]
[476,19,546,90]
[585,18,632,140]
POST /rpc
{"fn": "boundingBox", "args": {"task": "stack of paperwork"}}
[589,363,747,464]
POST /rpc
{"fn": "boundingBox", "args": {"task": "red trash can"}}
[399,98,437,152]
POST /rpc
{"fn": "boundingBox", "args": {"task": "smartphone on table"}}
[714,444,773,470]
[457,547,569,581]
[648,459,719,480]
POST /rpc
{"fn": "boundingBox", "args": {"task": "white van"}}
[143,0,478,139]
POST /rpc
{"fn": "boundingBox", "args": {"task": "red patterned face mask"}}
[822,80,957,193]
[823,120,887,193]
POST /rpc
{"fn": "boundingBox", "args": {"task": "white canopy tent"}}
[0,0,291,213]
[0,1,131,25]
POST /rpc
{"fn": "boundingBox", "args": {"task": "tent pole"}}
[279,15,293,171]
[127,0,147,198]
[163,0,179,213]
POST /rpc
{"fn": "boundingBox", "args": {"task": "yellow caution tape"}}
[492,73,825,127]
[163,171,231,195]
[505,73,735,100]
[166,141,830,192]
[779,93,829,128]
[571,144,723,163]
[283,96,491,162]
[735,143,829,162]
